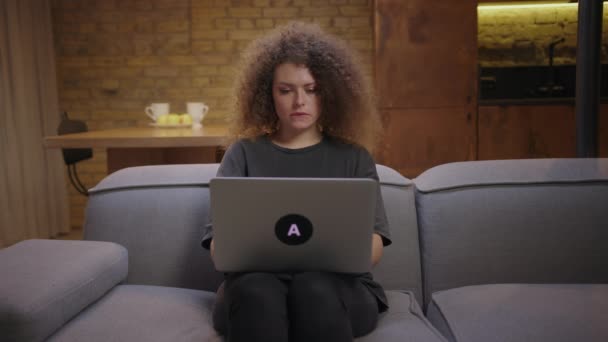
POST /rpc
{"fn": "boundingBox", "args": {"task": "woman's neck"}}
[271,127,323,149]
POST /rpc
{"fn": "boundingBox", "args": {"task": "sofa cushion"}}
[0,239,127,342]
[415,159,608,306]
[427,284,608,342]
[374,165,424,304]
[357,291,446,341]
[85,164,224,292]
[48,285,221,342]
[93,163,220,190]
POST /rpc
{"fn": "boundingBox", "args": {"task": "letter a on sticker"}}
[287,224,301,237]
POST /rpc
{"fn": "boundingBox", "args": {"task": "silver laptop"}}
[210,177,377,274]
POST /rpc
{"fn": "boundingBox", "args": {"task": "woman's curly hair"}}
[228,21,382,153]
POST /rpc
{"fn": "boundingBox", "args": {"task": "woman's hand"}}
[371,233,383,267]
[211,236,382,267]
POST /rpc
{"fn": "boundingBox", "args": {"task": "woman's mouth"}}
[290,112,309,117]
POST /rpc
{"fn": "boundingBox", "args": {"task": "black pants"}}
[212,272,379,342]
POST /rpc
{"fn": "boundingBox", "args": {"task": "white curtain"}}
[0,0,70,248]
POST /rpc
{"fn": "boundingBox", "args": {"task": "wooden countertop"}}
[44,125,228,148]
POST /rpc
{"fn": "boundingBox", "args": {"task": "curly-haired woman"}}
[201,22,391,342]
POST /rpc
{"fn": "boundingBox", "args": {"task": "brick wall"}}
[51,0,374,230]
[478,3,608,67]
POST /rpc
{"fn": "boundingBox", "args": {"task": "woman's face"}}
[272,63,321,137]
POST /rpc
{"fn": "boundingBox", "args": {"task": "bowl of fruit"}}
[149,113,193,128]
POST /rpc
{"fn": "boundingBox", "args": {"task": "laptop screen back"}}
[210,177,377,273]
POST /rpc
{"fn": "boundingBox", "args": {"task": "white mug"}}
[145,103,170,121]
[186,102,209,125]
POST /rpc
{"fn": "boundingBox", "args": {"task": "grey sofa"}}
[1,158,607,342]
[0,163,444,342]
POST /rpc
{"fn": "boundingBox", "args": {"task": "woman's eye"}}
[305,88,317,94]
[278,88,291,94]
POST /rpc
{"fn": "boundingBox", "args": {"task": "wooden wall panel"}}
[377,107,477,178]
[374,0,478,176]
[375,0,478,109]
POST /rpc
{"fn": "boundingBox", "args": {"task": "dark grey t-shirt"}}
[201,135,391,248]
[202,135,391,311]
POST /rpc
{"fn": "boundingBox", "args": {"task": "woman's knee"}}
[287,273,351,341]
[225,272,287,305]
[288,272,379,338]
[215,273,289,341]
[289,272,345,312]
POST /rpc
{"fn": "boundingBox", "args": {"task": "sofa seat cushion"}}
[48,287,445,342]
[427,284,608,342]
[48,285,221,342]
[357,291,446,341]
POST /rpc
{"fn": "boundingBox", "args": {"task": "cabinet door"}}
[478,105,577,159]
[600,104,608,157]
[376,108,477,178]
[479,104,608,160]
[375,0,478,109]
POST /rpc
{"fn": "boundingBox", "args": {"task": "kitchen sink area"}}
[479,64,608,105]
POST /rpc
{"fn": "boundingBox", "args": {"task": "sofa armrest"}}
[0,239,128,342]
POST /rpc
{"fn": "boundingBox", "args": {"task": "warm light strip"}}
[478,3,578,10]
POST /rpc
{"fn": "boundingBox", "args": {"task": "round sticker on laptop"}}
[275,214,313,246]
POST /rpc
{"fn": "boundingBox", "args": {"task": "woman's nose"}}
[294,89,305,107]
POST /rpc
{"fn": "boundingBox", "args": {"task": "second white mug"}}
[187,102,209,124]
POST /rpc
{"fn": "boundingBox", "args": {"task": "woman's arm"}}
[354,147,392,266]
[204,141,247,262]
[371,233,383,267]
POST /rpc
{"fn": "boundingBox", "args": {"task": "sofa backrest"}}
[84,163,423,302]
[414,158,608,307]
